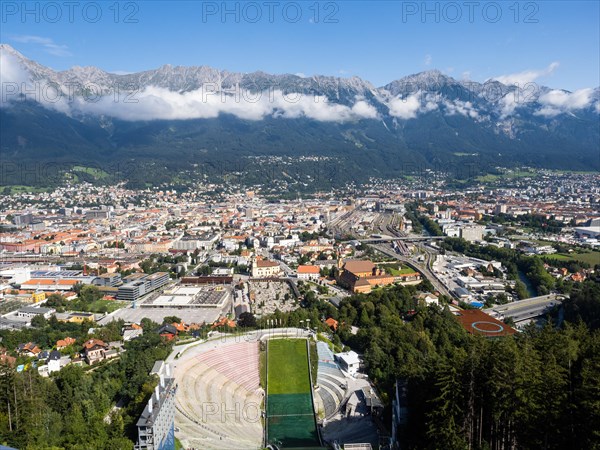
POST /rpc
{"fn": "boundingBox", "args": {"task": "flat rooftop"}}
[143,286,230,308]
[97,306,223,326]
[31,270,82,277]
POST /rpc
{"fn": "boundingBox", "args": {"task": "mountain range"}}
[1,43,598,188]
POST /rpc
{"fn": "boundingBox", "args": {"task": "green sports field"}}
[266,339,320,448]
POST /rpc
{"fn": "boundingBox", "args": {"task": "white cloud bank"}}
[387,93,422,119]
[387,92,481,120]
[535,88,595,117]
[0,51,378,123]
[0,48,30,86]
[493,62,560,85]
[1,49,597,123]
[68,87,379,122]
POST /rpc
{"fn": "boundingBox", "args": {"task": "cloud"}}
[535,88,595,117]
[0,47,378,122]
[0,49,30,87]
[493,62,559,85]
[424,54,432,66]
[11,35,72,57]
[388,93,422,119]
[538,88,594,109]
[82,88,374,122]
[443,99,479,119]
[0,50,70,113]
[498,94,520,118]
[351,100,378,119]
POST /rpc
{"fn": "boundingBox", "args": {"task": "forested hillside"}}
[0,320,172,449]
[334,282,600,450]
[257,280,600,450]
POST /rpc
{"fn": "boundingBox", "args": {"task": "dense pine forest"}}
[336,281,600,450]
[259,279,600,450]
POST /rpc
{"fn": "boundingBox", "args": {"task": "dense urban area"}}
[0,168,598,450]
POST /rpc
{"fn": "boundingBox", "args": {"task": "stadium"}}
[170,329,341,450]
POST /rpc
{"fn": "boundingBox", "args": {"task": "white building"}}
[335,350,360,376]
[296,265,320,280]
[172,233,220,251]
[460,224,486,242]
[251,259,282,278]
[16,306,55,320]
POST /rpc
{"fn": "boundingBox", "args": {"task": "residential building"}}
[47,350,63,374]
[460,224,486,242]
[134,366,177,450]
[17,342,41,357]
[158,324,178,341]
[82,339,109,365]
[251,259,282,278]
[123,328,143,341]
[56,337,76,349]
[325,317,338,331]
[171,233,219,251]
[417,292,439,306]
[31,291,46,303]
[297,264,320,280]
[56,312,96,323]
[16,306,55,320]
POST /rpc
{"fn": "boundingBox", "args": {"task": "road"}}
[330,210,453,298]
[371,243,453,298]
[277,259,294,277]
[485,294,565,323]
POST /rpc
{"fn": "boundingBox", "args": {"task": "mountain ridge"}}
[1,44,598,188]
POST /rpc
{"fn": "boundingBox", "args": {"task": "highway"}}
[349,236,447,243]
[371,243,453,298]
[329,210,453,298]
[484,294,565,323]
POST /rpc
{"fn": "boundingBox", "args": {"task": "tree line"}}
[253,280,600,449]
[0,319,172,449]
[332,283,600,449]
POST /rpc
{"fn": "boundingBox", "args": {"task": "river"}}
[517,270,537,298]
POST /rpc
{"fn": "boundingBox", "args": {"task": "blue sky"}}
[1,1,599,90]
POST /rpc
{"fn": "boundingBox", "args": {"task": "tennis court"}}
[266,339,321,448]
